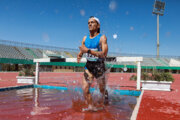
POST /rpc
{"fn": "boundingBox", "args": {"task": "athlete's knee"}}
[82,84,90,94]
[84,72,93,80]
[99,85,106,94]
[84,87,90,94]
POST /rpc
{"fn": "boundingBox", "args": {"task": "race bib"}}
[85,48,98,61]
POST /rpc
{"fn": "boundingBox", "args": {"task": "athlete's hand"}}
[77,52,82,63]
[79,46,88,53]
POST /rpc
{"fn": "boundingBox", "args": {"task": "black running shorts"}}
[84,60,106,79]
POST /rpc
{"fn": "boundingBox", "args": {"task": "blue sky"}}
[0,0,179,56]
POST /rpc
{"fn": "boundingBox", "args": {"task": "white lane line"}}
[130,90,144,120]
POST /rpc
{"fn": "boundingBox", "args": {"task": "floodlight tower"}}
[152,0,165,58]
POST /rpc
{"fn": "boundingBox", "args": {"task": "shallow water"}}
[0,88,137,120]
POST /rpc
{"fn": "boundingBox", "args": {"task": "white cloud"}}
[140,33,148,39]
[125,11,129,15]
[113,34,118,39]
[143,33,147,37]
[69,15,73,19]
[109,1,117,11]
[40,11,45,15]
[5,6,9,10]
[42,33,50,42]
[141,25,145,29]
[130,26,134,31]
[166,32,171,37]
[54,9,59,14]
[80,9,85,16]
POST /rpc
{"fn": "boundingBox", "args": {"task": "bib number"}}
[85,48,98,61]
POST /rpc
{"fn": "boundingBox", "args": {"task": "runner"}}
[77,16,109,111]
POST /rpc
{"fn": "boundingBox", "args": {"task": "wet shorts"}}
[84,60,106,79]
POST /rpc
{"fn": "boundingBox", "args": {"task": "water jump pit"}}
[0,85,141,120]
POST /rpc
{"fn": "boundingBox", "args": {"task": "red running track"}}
[137,74,180,120]
[0,72,180,120]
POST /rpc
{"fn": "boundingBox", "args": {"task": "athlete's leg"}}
[95,61,108,105]
[98,75,109,105]
[82,69,95,110]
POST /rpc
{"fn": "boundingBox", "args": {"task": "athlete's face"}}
[88,18,100,32]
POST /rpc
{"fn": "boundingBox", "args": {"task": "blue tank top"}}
[84,34,102,61]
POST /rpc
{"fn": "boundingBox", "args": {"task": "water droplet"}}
[113,34,118,39]
[123,67,127,71]
[31,111,35,115]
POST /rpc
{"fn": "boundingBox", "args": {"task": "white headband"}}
[90,17,100,25]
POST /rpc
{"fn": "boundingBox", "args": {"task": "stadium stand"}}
[0,39,180,70]
[16,47,35,59]
[0,44,25,59]
[31,48,43,58]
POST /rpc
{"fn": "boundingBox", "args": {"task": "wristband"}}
[87,49,91,54]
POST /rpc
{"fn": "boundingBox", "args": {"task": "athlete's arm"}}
[77,36,86,63]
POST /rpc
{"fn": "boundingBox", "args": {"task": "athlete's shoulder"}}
[100,34,107,41]
[83,35,87,39]
[82,36,87,42]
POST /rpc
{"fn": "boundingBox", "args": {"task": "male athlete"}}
[77,16,108,111]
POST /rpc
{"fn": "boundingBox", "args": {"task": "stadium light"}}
[152,0,165,58]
